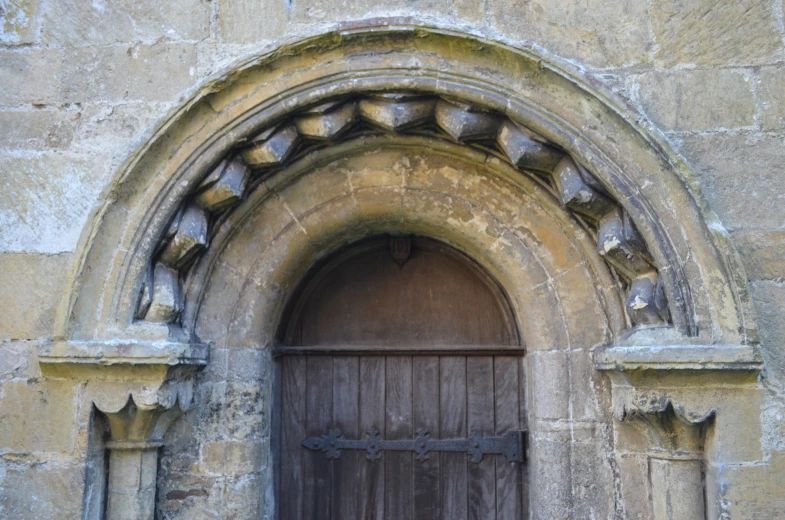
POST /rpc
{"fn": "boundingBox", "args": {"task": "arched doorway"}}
[274,235,526,519]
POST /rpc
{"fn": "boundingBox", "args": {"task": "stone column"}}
[628,409,708,520]
[101,399,181,520]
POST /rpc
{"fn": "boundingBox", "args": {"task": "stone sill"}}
[593,344,763,372]
[38,340,209,367]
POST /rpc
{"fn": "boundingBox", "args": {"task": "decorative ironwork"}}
[302,428,526,463]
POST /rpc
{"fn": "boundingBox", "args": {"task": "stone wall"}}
[1,1,784,518]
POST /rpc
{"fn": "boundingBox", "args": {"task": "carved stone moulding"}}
[133,91,671,332]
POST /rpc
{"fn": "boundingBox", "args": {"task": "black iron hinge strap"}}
[302,428,526,463]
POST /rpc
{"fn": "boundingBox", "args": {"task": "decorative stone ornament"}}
[47,25,761,520]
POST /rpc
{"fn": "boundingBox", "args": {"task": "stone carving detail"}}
[136,92,671,329]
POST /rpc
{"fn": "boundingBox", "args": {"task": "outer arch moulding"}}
[53,22,756,348]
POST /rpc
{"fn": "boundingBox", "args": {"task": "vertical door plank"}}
[440,356,468,520]
[468,356,496,519]
[304,356,333,520]
[494,356,523,520]
[332,356,360,519]
[413,356,440,519]
[280,356,307,520]
[385,356,413,520]
[359,357,385,520]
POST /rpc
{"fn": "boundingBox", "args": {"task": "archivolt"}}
[56,23,756,345]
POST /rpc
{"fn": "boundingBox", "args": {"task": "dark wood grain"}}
[279,356,306,520]
[468,356,496,519]
[332,356,359,519]
[440,356,468,520]
[359,356,385,520]
[304,356,333,520]
[413,356,441,519]
[385,356,413,520]
[495,357,523,520]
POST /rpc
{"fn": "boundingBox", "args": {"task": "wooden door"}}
[274,237,527,520]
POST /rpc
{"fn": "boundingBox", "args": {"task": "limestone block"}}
[713,451,785,518]
[597,207,652,279]
[218,0,287,43]
[732,230,785,280]
[650,457,705,520]
[200,440,263,476]
[0,253,70,339]
[490,0,651,68]
[70,103,162,159]
[496,120,563,173]
[143,263,183,323]
[224,382,269,440]
[290,0,444,23]
[294,100,358,141]
[40,0,209,46]
[0,0,43,45]
[0,152,110,254]
[751,281,785,389]
[61,44,196,103]
[0,380,77,452]
[676,133,785,231]
[358,94,436,132]
[649,0,784,66]
[528,352,570,420]
[159,205,209,269]
[0,341,38,380]
[221,473,264,518]
[758,66,785,131]
[194,158,250,212]
[626,271,668,326]
[0,108,76,150]
[634,69,756,131]
[434,99,502,142]
[553,155,615,220]
[0,49,61,104]
[240,124,300,168]
[0,459,84,519]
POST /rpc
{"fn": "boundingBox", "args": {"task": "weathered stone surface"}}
[675,133,785,231]
[61,44,196,103]
[0,0,43,45]
[0,253,71,339]
[751,280,785,387]
[218,0,288,43]
[634,69,756,131]
[144,263,183,323]
[159,205,209,269]
[358,95,436,132]
[714,451,785,519]
[200,440,263,476]
[434,99,502,141]
[649,0,784,66]
[0,49,61,104]
[0,152,109,253]
[194,158,250,212]
[70,102,163,159]
[0,108,77,150]
[0,380,78,452]
[0,459,84,519]
[294,100,358,141]
[240,124,299,168]
[490,0,652,68]
[597,207,652,279]
[626,271,668,326]
[40,0,209,46]
[758,66,785,131]
[553,155,615,220]
[732,230,785,280]
[496,120,563,173]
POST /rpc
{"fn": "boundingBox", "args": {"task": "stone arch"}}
[39,22,764,520]
[54,23,755,346]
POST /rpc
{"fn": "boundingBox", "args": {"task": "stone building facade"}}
[1,1,784,519]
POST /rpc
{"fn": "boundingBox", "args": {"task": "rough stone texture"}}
[0,0,43,46]
[649,0,785,66]
[674,134,785,231]
[0,152,109,253]
[490,0,652,68]
[0,253,71,339]
[634,69,756,131]
[0,1,784,518]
